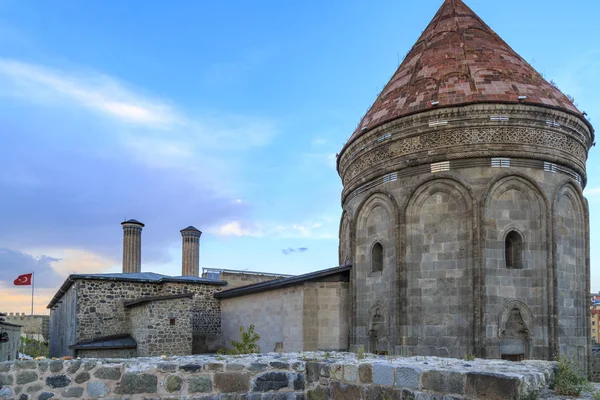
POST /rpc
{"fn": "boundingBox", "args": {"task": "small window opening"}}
[169,318,176,326]
[372,242,383,272]
[505,231,523,269]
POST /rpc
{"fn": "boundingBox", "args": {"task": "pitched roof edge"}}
[124,293,194,308]
[214,265,351,299]
[47,274,227,309]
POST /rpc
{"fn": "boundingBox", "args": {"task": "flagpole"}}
[31,272,34,316]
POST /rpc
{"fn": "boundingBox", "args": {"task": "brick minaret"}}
[121,219,144,273]
[181,226,202,277]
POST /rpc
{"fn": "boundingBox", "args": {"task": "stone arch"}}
[498,300,533,360]
[553,181,588,366]
[338,210,353,266]
[481,174,549,360]
[352,190,399,351]
[404,178,474,358]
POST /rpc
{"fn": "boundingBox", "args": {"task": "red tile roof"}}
[349,0,582,143]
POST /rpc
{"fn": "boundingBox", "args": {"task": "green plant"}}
[518,388,540,400]
[357,345,365,360]
[229,324,260,355]
[592,390,600,400]
[553,356,594,396]
[463,352,476,361]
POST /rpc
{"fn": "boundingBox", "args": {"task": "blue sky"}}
[1,0,599,313]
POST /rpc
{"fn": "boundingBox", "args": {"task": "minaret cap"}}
[122,219,145,227]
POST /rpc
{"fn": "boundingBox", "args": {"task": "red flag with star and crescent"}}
[14,273,32,286]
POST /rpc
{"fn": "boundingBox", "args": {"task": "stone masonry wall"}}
[221,282,349,353]
[67,279,222,356]
[2,315,48,341]
[0,353,556,399]
[129,297,192,356]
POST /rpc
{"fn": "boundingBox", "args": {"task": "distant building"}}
[592,294,600,343]
[0,313,21,361]
[2,313,49,342]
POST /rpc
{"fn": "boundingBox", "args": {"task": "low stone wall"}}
[0,352,555,399]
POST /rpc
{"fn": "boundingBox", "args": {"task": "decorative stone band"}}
[341,125,588,187]
[343,157,583,203]
[338,105,592,186]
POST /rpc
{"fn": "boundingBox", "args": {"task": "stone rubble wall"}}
[0,352,555,399]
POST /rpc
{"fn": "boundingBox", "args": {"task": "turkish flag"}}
[14,273,32,286]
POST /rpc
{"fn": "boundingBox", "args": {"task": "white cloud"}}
[0,59,181,127]
[211,217,337,240]
[215,221,262,237]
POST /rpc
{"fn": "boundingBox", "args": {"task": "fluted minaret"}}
[181,226,202,276]
[121,219,144,273]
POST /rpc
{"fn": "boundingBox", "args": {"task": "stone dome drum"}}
[337,0,594,371]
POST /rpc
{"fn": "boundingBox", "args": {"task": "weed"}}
[229,324,260,355]
[463,352,476,361]
[357,345,365,360]
[553,356,594,396]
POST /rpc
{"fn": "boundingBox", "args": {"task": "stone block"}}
[189,376,212,393]
[253,371,289,392]
[17,371,38,385]
[359,364,373,383]
[62,387,83,398]
[394,367,421,389]
[0,387,12,398]
[74,372,90,384]
[48,361,63,373]
[46,375,70,388]
[180,363,203,373]
[305,362,321,383]
[306,386,329,400]
[157,363,178,373]
[38,362,48,373]
[293,373,305,390]
[329,364,343,381]
[14,361,36,371]
[421,370,465,394]
[343,365,358,383]
[330,381,363,400]
[119,373,157,394]
[0,373,13,386]
[93,367,121,380]
[66,361,81,374]
[86,381,110,398]
[165,375,182,392]
[83,361,96,371]
[465,372,520,400]
[373,363,395,386]
[37,392,55,400]
[214,372,250,393]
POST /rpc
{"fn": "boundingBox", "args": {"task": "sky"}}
[1,0,600,314]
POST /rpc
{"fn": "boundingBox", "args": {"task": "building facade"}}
[337,0,593,370]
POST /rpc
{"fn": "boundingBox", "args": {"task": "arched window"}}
[372,242,383,272]
[505,230,523,269]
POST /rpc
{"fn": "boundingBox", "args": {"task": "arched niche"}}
[498,300,533,361]
[338,210,353,266]
[368,302,388,355]
[355,192,398,275]
[553,182,587,361]
[404,178,473,358]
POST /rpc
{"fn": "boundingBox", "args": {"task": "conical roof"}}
[349,0,583,143]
